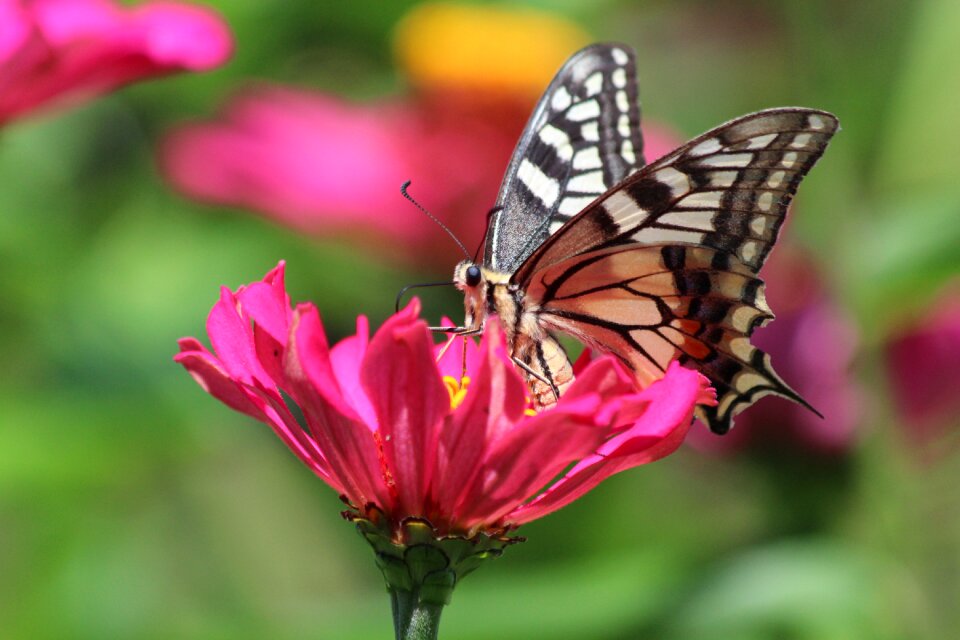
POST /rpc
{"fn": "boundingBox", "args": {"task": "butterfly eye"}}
[465,265,482,287]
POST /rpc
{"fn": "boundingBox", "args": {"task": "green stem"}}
[391,588,444,640]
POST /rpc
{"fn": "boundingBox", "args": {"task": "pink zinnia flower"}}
[0,0,232,126]
[176,261,710,532]
[886,286,960,457]
[160,87,520,264]
[175,262,711,630]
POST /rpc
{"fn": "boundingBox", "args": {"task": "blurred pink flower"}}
[160,87,522,263]
[175,262,712,535]
[0,0,231,126]
[160,84,681,265]
[689,246,863,456]
[886,286,960,452]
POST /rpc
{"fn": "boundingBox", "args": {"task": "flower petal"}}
[0,0,231,125]
[887,288,960,446]
[206,286,269,387]
[430,322,528,521]
[285,304,391,508]
[458,393,609,529]
[176,337,336,489]
[131,1,234,70]
[567,354,636,397]
[507,362,705,525]
[330,315,377,428]
[361,299,449,516]
[240,262,292,386]
[236,261,290,345]
[175,338,266,419]
[160,90,423,239]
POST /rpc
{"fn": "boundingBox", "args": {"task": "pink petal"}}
[508,363,704,525]
[0,4,33,63]
[361,299,449,516]
[131,2,234,69]
[250,382,339,488]
[329,316,377,428]
[430,322,528,520]
[176,337,335,488]
[563,354,637,402]
[457,393,610,529]
[236,261,290,344]
[161,89,423,240]
[285,305,390,508]
[237,262,292,386]
[887,289,960,441]
[175,339,266,419]
[159,87,516,266]
[0,0,231,125]
[206,286,269,387]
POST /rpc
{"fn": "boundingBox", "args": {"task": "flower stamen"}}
[443,375,471,409]
[523,393,538,416]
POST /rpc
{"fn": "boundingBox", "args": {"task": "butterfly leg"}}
[428,325,468,333]
[510,356,561,404]
[431,325,484,370]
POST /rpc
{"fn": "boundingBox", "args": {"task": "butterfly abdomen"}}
[512,329,574,409]
[480,278,575,409]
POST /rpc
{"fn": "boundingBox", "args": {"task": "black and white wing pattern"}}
[515,108,839,434]
[484,43,644,273]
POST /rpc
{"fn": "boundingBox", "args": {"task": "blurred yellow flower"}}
[394,2,590,100]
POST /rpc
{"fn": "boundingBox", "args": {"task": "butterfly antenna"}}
[401,180,470,260]
[395,280,456,313]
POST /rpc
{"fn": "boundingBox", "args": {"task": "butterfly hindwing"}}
[515,108,838,433]
[485,43,644,273]
[526,243,811,433]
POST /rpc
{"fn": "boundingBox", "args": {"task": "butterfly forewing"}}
[515,108,838,434]
[485,43,644,273]
[515,109,839,282]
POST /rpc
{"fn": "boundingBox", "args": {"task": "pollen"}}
[522,393,539,417]
[443,376,471,409]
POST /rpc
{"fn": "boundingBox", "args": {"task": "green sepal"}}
[344,503,523,606]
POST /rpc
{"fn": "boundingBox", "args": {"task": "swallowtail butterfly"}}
[449,43,838,434]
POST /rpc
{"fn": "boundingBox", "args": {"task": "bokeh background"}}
[3,0,959,638]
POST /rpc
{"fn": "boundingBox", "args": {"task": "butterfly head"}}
[453,261,482,288]
[454,261,484,300]
[453,260,490,331]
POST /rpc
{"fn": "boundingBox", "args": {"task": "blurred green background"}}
[2,1,959,638]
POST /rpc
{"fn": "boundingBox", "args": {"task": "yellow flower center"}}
[444,376,541,415]
[523,394,538,417]
[443,375,471,409]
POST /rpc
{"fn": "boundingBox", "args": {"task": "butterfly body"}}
[454,260,575,406]
[453,43,838,434]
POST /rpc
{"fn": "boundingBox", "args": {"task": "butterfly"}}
[447,43,838,434]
